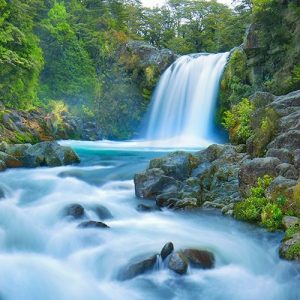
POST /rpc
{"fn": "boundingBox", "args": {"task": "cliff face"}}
[219,0,300,118]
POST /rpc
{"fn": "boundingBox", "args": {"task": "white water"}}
[143,53,229,147]
[0,143,299,300]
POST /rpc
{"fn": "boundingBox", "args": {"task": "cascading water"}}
[143,53,229,147]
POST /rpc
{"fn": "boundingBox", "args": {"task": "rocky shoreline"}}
[134,90,300,262]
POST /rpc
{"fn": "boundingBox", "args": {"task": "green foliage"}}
[261,203,283,231]
[284,243,300,261]
[234,175,286,231]
[222,98,254,144]
[285,224,300,240]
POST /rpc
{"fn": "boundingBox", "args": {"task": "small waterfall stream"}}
[143,53,229,146]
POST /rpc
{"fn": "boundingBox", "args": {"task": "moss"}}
[285,243,300,260]
[285,225,300,240]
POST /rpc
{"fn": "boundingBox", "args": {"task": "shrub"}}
[222,98,254,144]
[261,203,283,231]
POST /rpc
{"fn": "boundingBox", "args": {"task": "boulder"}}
[64,204,85,219]
[173,198,198,210]
[156,197,179,208]
[275,163,298,180]
[149,152,199,180]
[25,141,80,167]
[161,242,174,260]
[119,254,157,280]
[0,160,6,172]
[267,130,300,152]
[266,148,293,164]
[239,157,280,196]
[134,168,180,199]
[279,233,300,261]
[0,151,23,168]
[282,216,300,230]
[265,176,297,200]
[168,252,188,275]
[182,249,215,269]
[78,221,109,229]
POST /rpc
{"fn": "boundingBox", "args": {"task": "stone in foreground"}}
[168,252,188,275]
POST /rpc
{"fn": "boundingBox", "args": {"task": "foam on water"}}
[0,145,299,300]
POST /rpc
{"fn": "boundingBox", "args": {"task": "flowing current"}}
[144,53,229,146]
[0,141,299,300]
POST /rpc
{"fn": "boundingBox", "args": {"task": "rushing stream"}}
[0,141,299,300]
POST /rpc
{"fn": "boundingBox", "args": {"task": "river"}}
[0,141,299,300]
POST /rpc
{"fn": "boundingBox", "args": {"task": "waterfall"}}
[143,52,229,147]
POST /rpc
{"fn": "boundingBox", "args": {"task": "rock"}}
[168,252,188,275]
[266,148,293,164]
[0,151,23,168]
[136,204,158,212]
[203,201,225,209]
[279,233,300,261]
[0,160,6,172]
[161,242,174,260]
[182,249,215,269]
[282,216,300,230]
[275,163,298,180]
[134,168,180,199]
[0,142,8,152]
[239,157,280,196]
[156,197,179,208]
[267,130,300,152]
[294,149,300,169]
[265,176,297,200]
[25,141,80,167]
[0,187,5,199]
[78,221,109,229]
[64,204,85,219]
[93,205,113,220]
[119,254,157,280]
[174,198,198,210]
[149,152,199,180]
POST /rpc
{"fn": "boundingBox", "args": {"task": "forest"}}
[0,0,252,138]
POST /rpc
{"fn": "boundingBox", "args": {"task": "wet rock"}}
[93,205,113,220]
[136,204,158,212]
[64,204,85,219]
[174,198,198,210]
[119,254,157,280]
[149,151,199,180]
[78,220,109,229]
[25,141,80,167]
[168,252,188,275]
[161,242,174,260]
[134,168,180,199]
[156,197,179,208]
[282,216,300,230]
[0,151,23,168]
[0,160,6,172]
[183,249,215,269]
[279,233,300,261]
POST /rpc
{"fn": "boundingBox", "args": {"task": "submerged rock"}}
[64,204,85,219]
[161,242,174,260]
[93,205,113,220]
[78,221,109,229]
[136,204,158,212]
[168,252,188,275]
[119,254,157,280]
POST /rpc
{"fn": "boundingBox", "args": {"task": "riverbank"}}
[134,89,300,262]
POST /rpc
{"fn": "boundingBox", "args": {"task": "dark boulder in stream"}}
[64,204,85,219]
[168,252,188,275]
[119,254,157,280]
[160,242,174,260]
[78,221,110,229]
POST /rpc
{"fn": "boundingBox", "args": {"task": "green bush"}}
[234,175,285,231]
[222,98,254,144]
